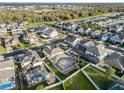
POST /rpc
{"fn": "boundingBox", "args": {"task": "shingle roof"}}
[104,52,124,70]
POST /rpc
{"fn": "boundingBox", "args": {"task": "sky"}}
[0,0,124,3]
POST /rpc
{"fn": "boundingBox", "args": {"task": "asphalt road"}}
[3,38,63,59]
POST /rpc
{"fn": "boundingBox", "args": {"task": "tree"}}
[106,67,116,79]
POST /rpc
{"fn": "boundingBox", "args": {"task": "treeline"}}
[0,4,124,23]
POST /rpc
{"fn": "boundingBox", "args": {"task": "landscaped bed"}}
[64,71,96,90]
[83,66,115,90]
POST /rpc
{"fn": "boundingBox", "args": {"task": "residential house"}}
[64,34,81,46]
[20,50,53,87]
[80,39,95,48]
[101,32,112,42]
[78,26,91,35]
[0,23,6,28]
[104,52,124,71]
[0,59,16,90]
[39,28,58,39]
[110,31,124,45]
[3,36,19,51]
[37,25,48,33]
[43,47,78,74]
[85,44,112,63]
[0,27,7,37]
[23,33,39,45]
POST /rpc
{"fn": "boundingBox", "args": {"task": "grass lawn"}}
[58,33,66,39]
[18,42,35,50]
[48,84,64,90]
[18,42,27,49]
[64,71,96,90]
[0,45,6,53]
[84,66,114,90]
[121,75,124,80]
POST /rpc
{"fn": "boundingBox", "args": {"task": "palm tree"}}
[106,67,116,79]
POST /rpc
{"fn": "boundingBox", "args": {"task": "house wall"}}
[50,30,58,38]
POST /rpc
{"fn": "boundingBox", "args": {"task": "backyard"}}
[64,71,96,90]
[83,66,115,90]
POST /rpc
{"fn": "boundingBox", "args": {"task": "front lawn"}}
[64,71,96,90]
[84,66,114,90]
[0,45,6,53]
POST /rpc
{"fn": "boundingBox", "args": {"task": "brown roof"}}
[0,70,15,79]
[0,59,14,69]
[52,53,69,64]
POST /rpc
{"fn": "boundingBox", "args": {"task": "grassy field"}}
[84,66,114,90]
[0,45,6,53]
[64,71,96,90]
[48,84,64,90]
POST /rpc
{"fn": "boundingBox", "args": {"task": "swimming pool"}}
[0,82,15,90]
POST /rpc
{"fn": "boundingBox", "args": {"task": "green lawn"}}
[64,71,96,90]
[18,42,35,50]
[58,33,66,39]
[84,66,114,90]
[121,75,124,80]
[0,45,6,53]
[48,84,64,90]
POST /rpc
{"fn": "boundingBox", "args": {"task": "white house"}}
[110,32,124,45]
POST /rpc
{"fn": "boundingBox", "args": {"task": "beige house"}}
[43,47,78,74]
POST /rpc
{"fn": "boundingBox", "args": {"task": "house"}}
[70,43,86,56]
[19,21,28,29]
[20,50,53,87]
[0,23,6,28]
[10,28,23,36]
[37,25,48,33]
[43,47,78,74]
[110,31,124,45]
[85,44,111,63]
[80,39,95,48]
[23,33,39,45]
[78,27,91,35]
[0,27,7,37]
[104,52,124,71]
[0,59,16,90]
[3,36,19,51]
[39,28,58,39]
[101,33,112,42]
[64,34,81,46]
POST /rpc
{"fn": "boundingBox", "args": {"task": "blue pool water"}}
[0,82,15,90]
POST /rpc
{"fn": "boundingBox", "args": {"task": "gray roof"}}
[104,52,124,70]
[117,31,124,40]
